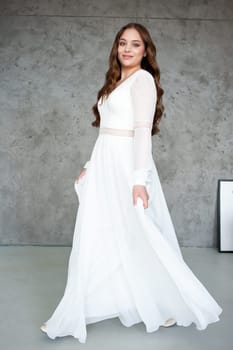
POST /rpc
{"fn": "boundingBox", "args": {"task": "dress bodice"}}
[97,69,155,130]
[87,69,157,187]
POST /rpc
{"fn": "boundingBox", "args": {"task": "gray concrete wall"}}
[0,0,232,246]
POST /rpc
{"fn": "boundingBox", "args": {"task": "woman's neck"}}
[120,66,141,81]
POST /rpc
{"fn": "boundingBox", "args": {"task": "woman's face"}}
[117,28,146,70]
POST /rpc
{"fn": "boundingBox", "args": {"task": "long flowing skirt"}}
[43,133,222,343]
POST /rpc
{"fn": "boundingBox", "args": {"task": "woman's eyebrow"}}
[119,38,142,42]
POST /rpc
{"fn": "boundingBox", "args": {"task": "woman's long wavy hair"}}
[92,23,164,136]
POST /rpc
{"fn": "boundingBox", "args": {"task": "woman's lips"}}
[122,55,133,59]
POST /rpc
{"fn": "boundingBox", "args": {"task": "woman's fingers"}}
[132,185,149,209]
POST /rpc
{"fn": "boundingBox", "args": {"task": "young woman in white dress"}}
[40,23,222,344]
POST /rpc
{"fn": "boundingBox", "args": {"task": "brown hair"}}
[91,22,164,136]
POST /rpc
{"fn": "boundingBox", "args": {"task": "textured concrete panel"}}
[0,0,137,17]
[0,1,233,246]
[1,0,233,19]
[0,16,108,244]
[137,0,233,19]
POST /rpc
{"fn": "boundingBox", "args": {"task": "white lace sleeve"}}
[130,71,157,186]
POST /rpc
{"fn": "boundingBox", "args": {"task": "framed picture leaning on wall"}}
[217,179,233,252]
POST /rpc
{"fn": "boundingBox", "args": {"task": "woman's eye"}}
[119,42,140,48]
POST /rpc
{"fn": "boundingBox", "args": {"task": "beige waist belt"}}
[99,127,134,137]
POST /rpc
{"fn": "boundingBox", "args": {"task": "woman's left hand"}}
[132,185,149,209]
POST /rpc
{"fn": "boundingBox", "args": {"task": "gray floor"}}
[0,246,232,350]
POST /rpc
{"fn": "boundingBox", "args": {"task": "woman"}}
[40,23,222,344]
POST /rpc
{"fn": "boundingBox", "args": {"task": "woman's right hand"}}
[75,168,87,183]
[132,185,149,209]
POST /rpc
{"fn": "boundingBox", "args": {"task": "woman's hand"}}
[132,185,149,209]
[75,168,87,183]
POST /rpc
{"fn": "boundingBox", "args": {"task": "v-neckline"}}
[110,68,143,95]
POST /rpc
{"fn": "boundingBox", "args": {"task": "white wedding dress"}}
[42,69,222,343]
